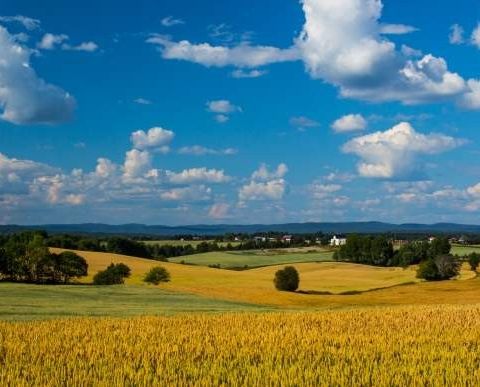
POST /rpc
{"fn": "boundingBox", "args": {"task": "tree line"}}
[0,232,88,284]
[333,235,465,281]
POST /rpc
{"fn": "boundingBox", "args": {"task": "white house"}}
[330,235,347,246]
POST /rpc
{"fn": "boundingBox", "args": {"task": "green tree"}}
[428,238,451,260]
[93,263,131,285]
[416,259,440,281]
[416,255,460,281]
[24,235,49,282]
[55,251,88,284]
[274,266,300,292]
[468,253,480,272]
[144,266,171,285]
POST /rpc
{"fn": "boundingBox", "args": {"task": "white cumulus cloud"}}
[0,27,75,125]
[166,168,230,184]
[239,163,288,202]
[332,114,367,133]
[131,127,175,152]
[342,122,465,179]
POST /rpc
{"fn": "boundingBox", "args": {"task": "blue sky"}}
[1,0,480,225]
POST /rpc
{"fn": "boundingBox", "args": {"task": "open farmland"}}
[2,306,480,386]
[0,283,271,321]
[141,239,241,248]
[451,244,480,256]
[41,249,479,312]
[169,249,334,268]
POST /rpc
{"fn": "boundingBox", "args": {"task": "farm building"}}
[330,236,347,246]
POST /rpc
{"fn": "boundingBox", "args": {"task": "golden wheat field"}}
[1,306,480,386]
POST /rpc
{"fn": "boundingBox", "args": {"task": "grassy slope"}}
[169,249,334,268]
[142,240,241,248]
[451,245,480,256]
[0,283,271,321]
[49,249,479,310]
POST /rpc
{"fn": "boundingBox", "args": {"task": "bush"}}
[274,266,299,292]
[417,255,460,281]
[468,253,480,272]
[93,263,131,285]
[416,259,441,281]
[144,266,170,285]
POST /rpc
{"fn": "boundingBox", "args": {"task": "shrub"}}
[417,259,441,281]
[93,263,131,285]
[417,255,460,281]
[144,266,171,285]
[274,266,299,292]
[468,253,480,272]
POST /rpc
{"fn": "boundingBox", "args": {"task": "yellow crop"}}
[1,305,480,386]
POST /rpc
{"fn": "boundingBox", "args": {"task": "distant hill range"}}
[1,222,480,236]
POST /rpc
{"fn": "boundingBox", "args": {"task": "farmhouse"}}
[282,235,292,243]
[330,235,347,246]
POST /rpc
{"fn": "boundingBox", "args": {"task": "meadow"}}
[169,248,334,268]
[0,283,271,321]
[142,239,241,248]
[1,306,480,386]
[451,244,480,256]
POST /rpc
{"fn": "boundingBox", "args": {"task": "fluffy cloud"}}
[166,168,230,184]
[206,100,241,123]
[0,152,57,194]
[131,127,175,152]
[449,24,465,45]
[206,100,241,114]
[123,149,152,180]
[332,114,367,133]
[178,145,237,156]
[297,0,468,105]
[150,0,480,110]
[147,34,299,68]
[343,122,464,179]
[239,163,288,202]
[37,33,98,52]
[0,26,75,125]
[251,163,288,181]
[239,179,286,201]
[460,79,480,109]
[37,33,68,49]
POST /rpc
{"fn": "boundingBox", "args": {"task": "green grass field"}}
[169,249,334,268]
[0,283,271,321]
[142,239,241,248]
[451,244,480,256]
